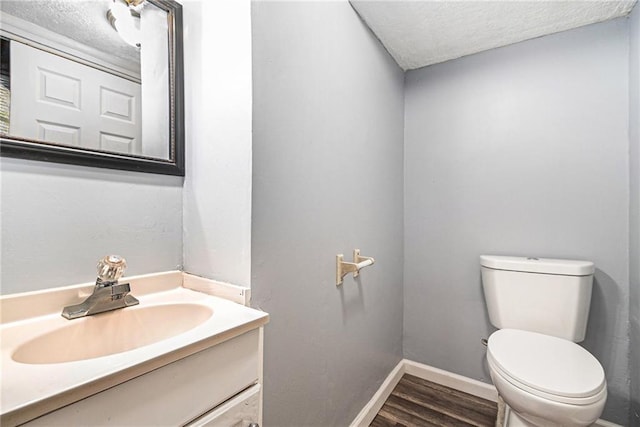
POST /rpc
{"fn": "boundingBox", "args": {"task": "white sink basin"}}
[13,303,213,364]
[1,271,269,426]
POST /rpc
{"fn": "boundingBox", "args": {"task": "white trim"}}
[182,273,251,306]
[351,359,621,427]
[350,359,405,427]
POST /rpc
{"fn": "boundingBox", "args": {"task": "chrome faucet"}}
[62,255,139,320]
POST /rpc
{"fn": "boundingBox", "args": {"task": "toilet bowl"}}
[487,329,607,427]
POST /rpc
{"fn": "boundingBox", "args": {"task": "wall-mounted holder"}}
[336,249,375,286]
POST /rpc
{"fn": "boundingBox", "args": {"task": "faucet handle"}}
[97,255,127,283]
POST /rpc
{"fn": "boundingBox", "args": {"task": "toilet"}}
[480,255,607,427]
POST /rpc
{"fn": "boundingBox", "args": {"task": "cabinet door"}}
[187,384,260,427]
[23,330,259,426]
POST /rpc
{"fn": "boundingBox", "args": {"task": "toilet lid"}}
[487,329,605,399]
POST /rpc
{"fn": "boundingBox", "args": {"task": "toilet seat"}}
[487,329,606,405]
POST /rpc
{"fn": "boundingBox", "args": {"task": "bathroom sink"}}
[1,272,269,426]
[13,303,213,364]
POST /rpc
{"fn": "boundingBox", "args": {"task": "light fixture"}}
[107,0,145,48]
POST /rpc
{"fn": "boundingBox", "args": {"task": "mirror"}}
[0,0,184,176]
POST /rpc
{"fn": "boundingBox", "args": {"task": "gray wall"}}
[629,4,640,424]
[0,158,183,294]
[403,19,630,424]
[251,2,405,425]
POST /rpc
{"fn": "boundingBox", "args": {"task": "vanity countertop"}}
[0,272,269,426]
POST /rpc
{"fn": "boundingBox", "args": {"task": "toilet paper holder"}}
[336,249,375,286]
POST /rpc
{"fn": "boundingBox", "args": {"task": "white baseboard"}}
[351,359,622,427]
[350,360,404,427]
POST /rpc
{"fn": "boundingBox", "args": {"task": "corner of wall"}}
[628,3,640,424]
[181,0,253,287]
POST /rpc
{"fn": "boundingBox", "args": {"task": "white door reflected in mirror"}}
[10,41,143,155]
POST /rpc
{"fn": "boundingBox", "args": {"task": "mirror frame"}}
[0,0,185,176]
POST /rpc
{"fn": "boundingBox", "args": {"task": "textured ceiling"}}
[0,0,140,64]
[350,0,638,70]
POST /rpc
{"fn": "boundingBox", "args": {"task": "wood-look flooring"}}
[370,374,498,427]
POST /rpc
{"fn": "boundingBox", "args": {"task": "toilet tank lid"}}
[480,255,594,276]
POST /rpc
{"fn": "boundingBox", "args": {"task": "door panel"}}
[10,41,141,154]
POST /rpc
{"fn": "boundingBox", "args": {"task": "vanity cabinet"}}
[22,328,263,427]
[187,383,260,427]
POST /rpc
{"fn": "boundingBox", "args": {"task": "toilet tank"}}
[480,255,595,342]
